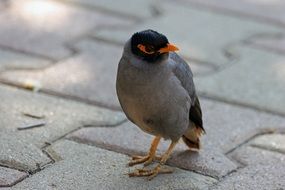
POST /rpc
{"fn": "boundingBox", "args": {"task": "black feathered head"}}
[131,29,179,62]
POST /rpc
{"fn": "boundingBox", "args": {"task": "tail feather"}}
[182,126,204,151]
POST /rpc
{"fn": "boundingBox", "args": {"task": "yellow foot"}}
[128,165,174,180]
[129,155,162,167]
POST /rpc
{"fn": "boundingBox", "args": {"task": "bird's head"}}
[131,29,179,63]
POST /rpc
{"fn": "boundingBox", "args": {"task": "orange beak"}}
[158,43,179,53]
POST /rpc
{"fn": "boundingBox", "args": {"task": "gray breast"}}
[116,50,191,140]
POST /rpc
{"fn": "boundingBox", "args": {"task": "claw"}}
[144,155,162,166]
[129,154,162,166]
[129,155,150,166]
[131,155,144,160]
[128,165,174,180]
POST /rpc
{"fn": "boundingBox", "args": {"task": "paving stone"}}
[195,45,285,115]
[0,41,122,108]
[247,33,285,53]
[0,166,27,187]
[62,0,159,19]
[0,129,51,172]
[0,84,125,171]
[0,40,214,109]
[183,59,217,76]
[67,98,285,178]
[93,3,283,66]
[0,0,133,60]
[0,84,125,145]
[11,140,217,190]
[213,146,285,190]
[251,134,285,154]
[67,122,237,179]
[179,0,285,26]
[0,49,52,72]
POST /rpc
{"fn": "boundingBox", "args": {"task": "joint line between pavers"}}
[0,164,30,187]
[41,127,85,150]
[67,136,222,180]
[171,0,285,28]
[64,23,135,55]
[242,32,285,55]
[175,166,220,180]
[207,165,244,190]
[0,45,57,62]
[225,129,278,156]
[0,165,28,188]
[53,0,142,21]
[41,88,122,111]
[41,119,128,151]
[198,93,285,118]
[245,43,285,56]
[0,164,27,174]
[83,118,128,128]
[0,80,123,112]
[88,35,126,47]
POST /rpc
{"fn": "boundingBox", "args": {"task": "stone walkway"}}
[0,0,285,189]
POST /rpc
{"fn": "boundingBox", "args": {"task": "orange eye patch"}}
[137,44,155,54]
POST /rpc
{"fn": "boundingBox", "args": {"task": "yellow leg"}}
[129,136,161,166]
[129,140,178,180]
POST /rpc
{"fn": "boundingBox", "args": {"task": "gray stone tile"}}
[11,140,217,190]
[251,134,285,154]
[188,60,217,76]
[247,33,285,53]
[0,49,51,72]
[67,123,237,178]
[93,3,283,66]
[0,41,121,108]
[0,84,125,171]
[0,40,213,108]
[0,129,51,172]
[67,98,285,178]
[0,0,133,60]
[0,167,27,187]
[195,45,285,115]
[213,146,285,190]
[179,0,285,26]
[62,0,159,19]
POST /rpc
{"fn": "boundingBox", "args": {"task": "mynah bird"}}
[116,29,205,180]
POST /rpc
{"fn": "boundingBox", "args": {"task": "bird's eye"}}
[145,45,155,53]
[137,44,155,54]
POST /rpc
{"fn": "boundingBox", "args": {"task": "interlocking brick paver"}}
[0,49,51,72]
[0,129,51,172]
[93,3,283,66]
[0,0,284,188]
[0,40,213,109]
[247,33,285,53]
[62,0,159,19]
[251,134,285,154]
[0,84,125,172]
[0,0,133,60]
[213,146,285,190]
[11,140,217,190]
[67,98,285,178]
[67,122,237,178]
[179,0,285,26]
[0,166,27,187]
[196,45,285,115]
[0,41,122,108]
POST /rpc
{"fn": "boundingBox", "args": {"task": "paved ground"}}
[0,0,285,189]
